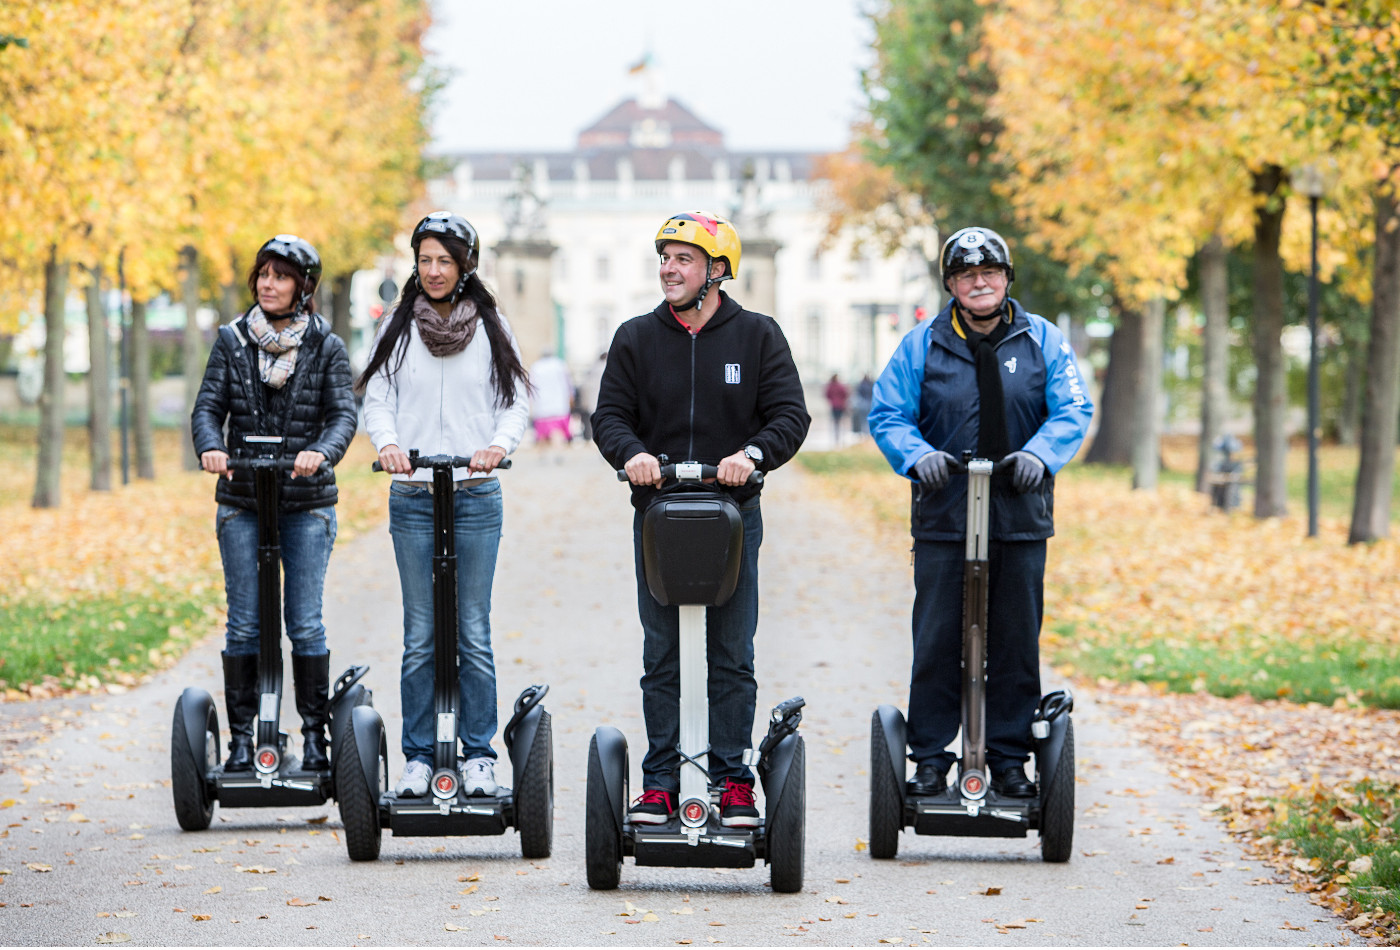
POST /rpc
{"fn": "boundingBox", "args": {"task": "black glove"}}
[913,450,955,490]
[1006,451,1045,493]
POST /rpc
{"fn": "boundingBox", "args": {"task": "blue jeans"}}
[217,504,336,657]
[389,480,503,763]
[635,498,762,791]
[908,539,1046,771]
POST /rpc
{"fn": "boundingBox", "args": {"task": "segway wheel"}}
[336,712,385,861]
[868,713,901,860]
[1038,718,1075,863]
[767,735,805,894]
[584,734,622,890]
[516,710,554,859]
[171,694,217,831]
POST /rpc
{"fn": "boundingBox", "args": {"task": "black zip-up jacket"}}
[592,291,811,510]
[191,311,358,512]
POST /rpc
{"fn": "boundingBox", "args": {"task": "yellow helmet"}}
[654,211,742,280]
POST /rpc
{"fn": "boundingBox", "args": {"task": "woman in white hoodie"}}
[358,212,530,800]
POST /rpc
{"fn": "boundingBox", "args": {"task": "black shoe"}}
[292,653,331,772]
[906,763,948,797]
[719,779,759,828]
[627,788,675,825]
[991,764,1036,798]
[221,652,258,772]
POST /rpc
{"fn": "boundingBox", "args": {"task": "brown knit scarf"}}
[412,295,479,357]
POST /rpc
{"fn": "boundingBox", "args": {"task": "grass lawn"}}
[0,424,385,695]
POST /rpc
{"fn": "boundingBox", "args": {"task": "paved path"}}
[0,445,1349,946]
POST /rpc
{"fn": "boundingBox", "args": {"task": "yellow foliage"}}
[0,0,430,299]
[979,0,1390,306]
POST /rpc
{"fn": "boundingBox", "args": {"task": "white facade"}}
[422,96,936,387]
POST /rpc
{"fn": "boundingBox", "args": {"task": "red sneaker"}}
[627,788,675,825]
[719,779,759,828]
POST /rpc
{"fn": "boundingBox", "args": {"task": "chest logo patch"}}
[1003,356,1018,374]
[725,363,741,384]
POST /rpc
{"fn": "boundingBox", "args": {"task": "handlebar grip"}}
[373,456,512,473]
[616,464,763,486]
[226,458,331,475]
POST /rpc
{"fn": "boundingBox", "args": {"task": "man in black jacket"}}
[592,211,810,829]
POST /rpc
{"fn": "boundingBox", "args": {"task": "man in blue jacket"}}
[592,211,810,828]
[869,227,1092,799]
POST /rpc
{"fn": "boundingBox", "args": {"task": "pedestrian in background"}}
[824,373,850,447]
[529,349,574,445]
[576,351,607,442]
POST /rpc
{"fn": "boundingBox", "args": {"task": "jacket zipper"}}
[687,332,696,460]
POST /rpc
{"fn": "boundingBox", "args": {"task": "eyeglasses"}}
[950,268,1007,285]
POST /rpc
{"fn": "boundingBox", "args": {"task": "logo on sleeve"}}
[1003,356,1018,374]
[725,363,741,384]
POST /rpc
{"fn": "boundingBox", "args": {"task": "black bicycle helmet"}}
[939,227,1014,290]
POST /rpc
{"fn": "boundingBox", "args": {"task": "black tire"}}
[171,696,216,831]
[328,685,372,798]
[336,714,384,861]
[516,711,554,859]
[584,734,622,890]
[767,736,805,894]
[868,714,901,860]
[1039,719,1075,863]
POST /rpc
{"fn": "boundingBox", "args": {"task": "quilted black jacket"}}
[191,311,358,512]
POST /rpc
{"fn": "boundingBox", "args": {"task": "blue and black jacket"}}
[869,298,1093,542]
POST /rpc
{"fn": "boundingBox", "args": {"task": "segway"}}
[869,454,1075,862]
[586,461,806,892]
[171,435,374,830]
[336,451,553,861]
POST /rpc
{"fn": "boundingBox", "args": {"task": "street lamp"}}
[1295,162,1330,538]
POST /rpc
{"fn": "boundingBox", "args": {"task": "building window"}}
[596,254,610,281]
[595,306,615,354]
[806,307,823,370]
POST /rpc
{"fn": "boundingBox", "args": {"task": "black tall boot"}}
[292,653,331,772]
[222,652,258,771]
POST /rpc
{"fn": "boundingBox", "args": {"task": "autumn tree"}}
[979,0,1378,508]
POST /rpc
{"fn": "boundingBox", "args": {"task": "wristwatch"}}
[742,444,764,464]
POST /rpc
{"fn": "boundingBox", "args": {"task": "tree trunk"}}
[180,245,203,471]
[1251,165,1289,518]
[131,297,155,480]
[1132,298,1165,490]
[32,251,68,509]
[1349,187,1400,544]
[330,272,352,345]
[1196,235,1229,492]
[1338,330,1363,446]
[85,266,112,491]
[219,249,242,324]
[1083,307,1140,465]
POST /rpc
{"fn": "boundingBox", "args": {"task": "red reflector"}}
[437,776,455,792]
[258,751,276,767]
[966,777,982,793]
[684,802,705,821]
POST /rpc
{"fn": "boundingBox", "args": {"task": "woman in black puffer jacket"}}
[191,235,358,774]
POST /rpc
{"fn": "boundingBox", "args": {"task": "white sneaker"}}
[461,756,498,797]
[395,760,431,797]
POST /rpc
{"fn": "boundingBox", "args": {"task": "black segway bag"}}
[641,487,744,607]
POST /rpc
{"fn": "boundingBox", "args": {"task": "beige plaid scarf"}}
[246,306,310,389]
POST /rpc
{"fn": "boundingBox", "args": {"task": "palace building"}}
[418,88,937,393]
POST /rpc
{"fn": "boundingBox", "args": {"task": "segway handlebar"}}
[224,456,332,476]
[372,454,512,473]
[947,455,1017,476]
[615,461,763,486]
